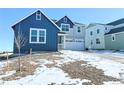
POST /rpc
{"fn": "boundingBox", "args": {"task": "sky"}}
[0,8,124,52]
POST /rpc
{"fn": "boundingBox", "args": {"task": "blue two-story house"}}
[12,10,85,53]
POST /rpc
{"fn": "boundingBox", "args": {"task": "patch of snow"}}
[1,50,124,85]
[85,56,124,79]
[0,70,16,78]
[60,50,124,79]
[37,59,54,65]
[30,61,38,65]
[0,66,91,85]
[104,81,122,85]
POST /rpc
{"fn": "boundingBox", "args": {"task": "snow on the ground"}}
[0,53,13,57]
[0,58,91,85]
[88,50,124,58]
[0,70,16,78]
[37,59,54,65]
[103,81,123,85]
[0,50,124,85]
[0,66,91,85]
[61,50,124,79]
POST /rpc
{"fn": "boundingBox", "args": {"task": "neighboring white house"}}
[63,22,86,50]
[85,23,113,50]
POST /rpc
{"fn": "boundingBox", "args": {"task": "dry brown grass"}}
[0,52,63,81]
[60,60,120,85]
[1,56,39,81]
[32,53,63,61]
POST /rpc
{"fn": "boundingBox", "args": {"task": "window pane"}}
[39,37,45,42]
[31,37,37,42]
[39,31,45,37]
[97,29,100,34]
[66,28,69,31]
[37,15,41,19]
[90,31,93,35]
[78,27,81,32]
[96,38,100,44]
[31,30,37,36]
[36,11,41,20]
[61,24,69,31]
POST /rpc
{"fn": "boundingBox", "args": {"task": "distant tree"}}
[14,24,27,72]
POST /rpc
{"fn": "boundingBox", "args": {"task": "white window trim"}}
[61,23,70,32]
[29,28,46,44]
[36,12,41,20]
[111,34,116,41]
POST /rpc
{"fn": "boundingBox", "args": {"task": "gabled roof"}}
[12,10,61,31]
[86,23,106,29]
[107,18,124,26]
[74,22,85,26]
[52,19,57,23]
[105,26,124,35]
[56,16,74,25]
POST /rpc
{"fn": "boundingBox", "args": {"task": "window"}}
[90,31,93,36]
[30,28,46,43]
[39,30,45,42]
[97,29,100,34]
[77,27,81,32]
[31,30,37,42]
[111,34,116,41]
[91,40,93,45]
[105,27,107,30]
[63,17,67,22]
[96,38,100,44]
[61,24,70,31]
[36,11,41,20]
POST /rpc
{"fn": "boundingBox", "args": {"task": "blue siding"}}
[56,16,74,28]
[13,11,60,53]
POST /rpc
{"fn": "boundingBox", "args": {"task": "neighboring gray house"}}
[105,18,124,50]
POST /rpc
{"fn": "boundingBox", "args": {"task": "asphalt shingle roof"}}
[107,18,124,26]
[105,26,124,35]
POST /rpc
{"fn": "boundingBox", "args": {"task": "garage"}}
[64,39,85,50]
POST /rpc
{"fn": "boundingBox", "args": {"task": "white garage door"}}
[64,39,85,50]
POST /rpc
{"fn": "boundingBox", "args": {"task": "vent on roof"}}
[36,11,41,20]
[63,17,67,23]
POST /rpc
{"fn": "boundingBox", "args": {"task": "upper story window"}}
[90,31,93,36]
[77,27,81,32]
[97,29,100,34]
[36,11,41,20]
[96,38,100,44]
[61,24,70,31]
[111,34,116,41]
[30,28,46,43]
[63,17,67,23]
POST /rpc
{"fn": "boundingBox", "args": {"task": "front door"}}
[58,35,64,50]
